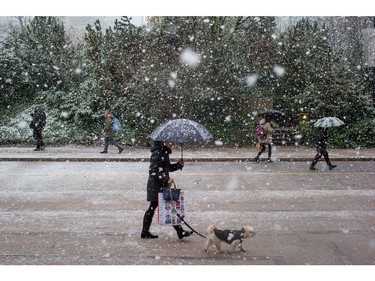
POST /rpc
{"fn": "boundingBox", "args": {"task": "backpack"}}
[113,117,121,133]
[255,124,267,140]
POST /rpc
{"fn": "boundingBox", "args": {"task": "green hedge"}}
[297,119,375,148]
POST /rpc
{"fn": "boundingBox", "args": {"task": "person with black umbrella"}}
[141,140,193,239]
[254,117,273,163]
[253,109,283,163]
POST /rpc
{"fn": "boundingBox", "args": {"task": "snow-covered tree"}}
[0,47,25,105]
[1,16,373,147]
[3,17,77,97]
[275,18,374,147]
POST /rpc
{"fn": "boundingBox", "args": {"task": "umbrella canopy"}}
[150,118,213,160]
[314,117,345,128]
[150,118,213,144]
[258,109,284,121]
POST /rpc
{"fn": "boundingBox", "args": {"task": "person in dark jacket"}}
[141,141,193,239]
[100,110,124,154]
[310,127,337,171]
[29,107,46,151]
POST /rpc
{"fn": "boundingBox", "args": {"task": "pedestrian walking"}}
[254,117,273,163]
[29,107,46,151]
[309,127,337,171]
[141,141,193,239]
[100,110,124,154]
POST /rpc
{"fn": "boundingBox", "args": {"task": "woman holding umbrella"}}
[309,117,343,171]
[309,127,337,171]
[141,140,193,239]
[253,109,283,163]
[254,117,273,163]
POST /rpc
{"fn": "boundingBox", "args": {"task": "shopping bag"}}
[162,186,181,201]
[158,191,185,225]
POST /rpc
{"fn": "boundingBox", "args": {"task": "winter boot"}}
[141,231,158,239]
[267,149,272,162]
[310,157,319,171]
[329,164,337,170]
[173,225,193,239]
[254,151,262,163]
[141,210,158,239]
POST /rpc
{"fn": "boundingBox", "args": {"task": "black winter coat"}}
[146,142,182,202]
[316,128,329,148]
[29,109,46,131]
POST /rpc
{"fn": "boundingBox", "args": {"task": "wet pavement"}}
[0,145,374,267]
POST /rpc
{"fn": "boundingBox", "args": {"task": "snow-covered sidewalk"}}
[0,145,374,162]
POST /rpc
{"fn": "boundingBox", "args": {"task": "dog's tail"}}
[207,224,218,235]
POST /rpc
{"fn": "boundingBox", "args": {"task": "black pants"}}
[255,143,272,160]
[103,136,123,152]
[311,146,332,167]
[142,200,184,234]
[33,129,44,149]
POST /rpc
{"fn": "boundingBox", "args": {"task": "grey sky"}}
[0,16,145,41]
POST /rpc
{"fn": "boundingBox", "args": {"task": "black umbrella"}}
[150,118,213,159]
[258,109,284,121]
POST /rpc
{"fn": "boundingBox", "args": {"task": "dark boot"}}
[329,164,337,170]
[267,146,272,162]
[255,144,266,163]
[323,153,336,170]
[309,163,318,171]
[34,141,41,151]
[310,156,319,171]
[173,225,193,239]
[141,231,158,239]
[309,166,318,171]
[254,151,262,163]
[141,210,158,239]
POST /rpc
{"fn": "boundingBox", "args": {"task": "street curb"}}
[0,157,373,162]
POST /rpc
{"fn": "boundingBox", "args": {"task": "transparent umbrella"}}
[314,117,345,128]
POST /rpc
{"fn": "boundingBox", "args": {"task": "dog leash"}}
[169,183,206,238]
[176,213,207,239]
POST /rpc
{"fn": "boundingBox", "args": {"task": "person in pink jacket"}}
[254,117,273,163]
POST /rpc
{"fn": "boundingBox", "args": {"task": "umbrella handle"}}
[180,144,184,170]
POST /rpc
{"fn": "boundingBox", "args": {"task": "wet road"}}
[0,161,374,265]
